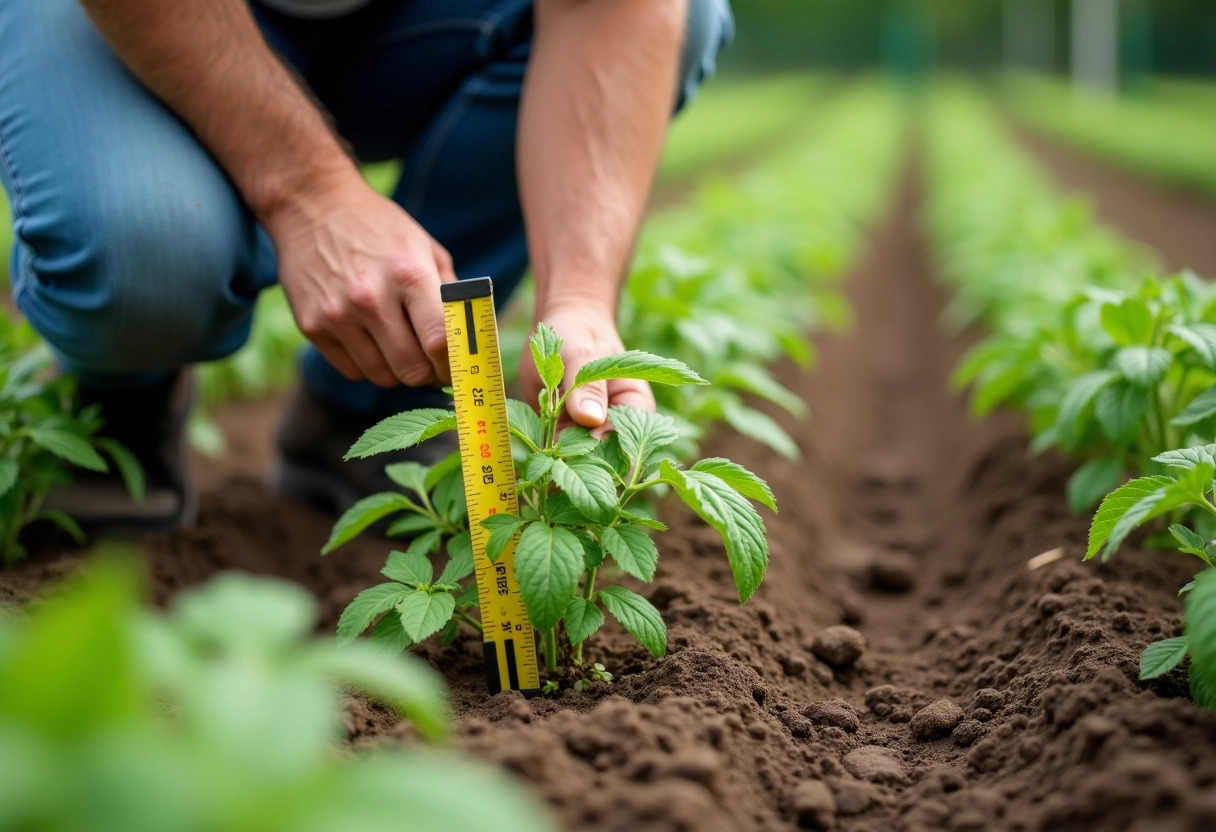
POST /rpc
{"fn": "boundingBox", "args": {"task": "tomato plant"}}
[326,325,775,688]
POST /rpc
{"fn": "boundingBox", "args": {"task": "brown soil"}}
[5,167,1216,831]
[1013,125,1216,278]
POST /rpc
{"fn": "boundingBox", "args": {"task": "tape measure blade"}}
[443,285,540,697]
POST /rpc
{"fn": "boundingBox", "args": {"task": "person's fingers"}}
[393,262,451,385]
[310,334,364,382]
[566,378,609,428]
[341,326,399,388]
[354,296,438,388]
[606,378,656,412]
[433,241,458,284]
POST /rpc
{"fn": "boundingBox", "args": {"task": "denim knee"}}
[677,0,734,109]
[14,183,261,381]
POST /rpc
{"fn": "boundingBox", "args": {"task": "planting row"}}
[925,83,1216,711]
[323,78,906,690]
[1006,74,1216,199]
[0,80,904,829]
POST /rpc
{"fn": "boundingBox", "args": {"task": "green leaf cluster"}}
[0,311,144,564]
[328,324,776,686]
[0,556,553,832]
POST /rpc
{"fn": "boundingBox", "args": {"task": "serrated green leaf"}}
[27,427,108,472]
[608,406,679,468]
[1067,457,1125,514]
[507,399,544,449]
[577,531,605,569]
[1190,662,1216,710]
[382,548,434,586]
[397,589,456,642]
[1174,385,1216,427]
[0,458,17,498]
[1140,636,1189,680]
[1055,370,1119,448]
[405,527,444,559]
[619,511,667,531]
[691,458,778,512]
[1086,475,1173,561]
[721,400,799,460]
[1153,444,1216,470]
[1114,346,1172,389]
[595,433,631,479]
[550,456,618,521]
[524,453,554,482]
[1184,570,1216,706]
[514,524,583,632]
[322,493,417,554]
[337,583,413,643]
[1169,323,1216,370]
[385,461,429,497]
[386,513,439,538]
[557,427,599,457]
[345,409,456,459]
[1099,466,1213,562]
[600,525,659,583]
[1169,524,1208,555]
[1101,297,1154,345]
[714,364,808,418]
[439,532,473,585]
[1093,382,1149,446]
[564,596,604,646]
[370,610,414,652]
[94,438,145,503]
[572,351,706,390]
[530,325,565,391]
[544,492,592,526]
[424,451,462,490]
[481,514,528,562]
[598,586,666,657]
[659,461,768,601]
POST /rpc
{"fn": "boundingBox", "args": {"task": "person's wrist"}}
[254,153,363,234]
[535,286,617,325]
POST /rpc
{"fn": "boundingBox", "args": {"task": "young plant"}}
[0,557,553,831]
[1086,443,1216,710]
[329,325,776,686]
[0,312,144,564]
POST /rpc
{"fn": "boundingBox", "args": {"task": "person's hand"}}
[267,176,457,388]
[521,303,656,435]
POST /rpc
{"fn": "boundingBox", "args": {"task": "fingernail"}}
[583,401,605,423]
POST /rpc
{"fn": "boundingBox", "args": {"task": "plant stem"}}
[454,610,483,633]
[571,567,599,665]
[544,628,558,675]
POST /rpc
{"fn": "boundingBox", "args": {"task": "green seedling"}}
[0,312,144,564]
[327,324,776,685]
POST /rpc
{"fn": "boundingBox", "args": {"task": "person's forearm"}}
[519,0,687,320]
[77,0,359,226]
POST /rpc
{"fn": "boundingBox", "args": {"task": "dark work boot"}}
[44,371,196,534]
[271,383,458,513]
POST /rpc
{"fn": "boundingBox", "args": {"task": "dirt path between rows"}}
[1013,125,1216,278]
[4,164,1216,832]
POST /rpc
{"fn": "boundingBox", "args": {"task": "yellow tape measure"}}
[441,277,541,697]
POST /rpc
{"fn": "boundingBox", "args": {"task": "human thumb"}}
[567,380,608,428]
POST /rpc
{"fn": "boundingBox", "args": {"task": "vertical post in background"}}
[1071,0,1119,93]
[1004,0,1057,74]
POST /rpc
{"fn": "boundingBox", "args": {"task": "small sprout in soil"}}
[324,324,776,688]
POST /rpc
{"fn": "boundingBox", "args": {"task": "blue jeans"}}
[0,0,732,415]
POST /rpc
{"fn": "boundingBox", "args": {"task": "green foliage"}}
[0,557,553,832]
[327,325,775,686]
[0,312,143,564]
